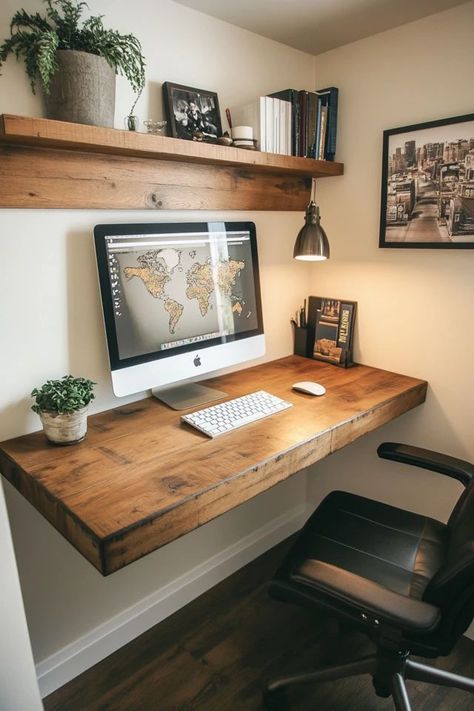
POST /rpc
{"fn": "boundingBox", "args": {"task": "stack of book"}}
[230,87,338,160]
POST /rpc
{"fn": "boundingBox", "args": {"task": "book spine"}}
[293,94,300,157]
[286,100,292,156]
[298,91,308,157]
[274,98,280,154]
[318,106,328,160]
[264,96,273,153]
[306,92,318,159]
[317,87,338,161]
[315,97,322,161]
[279,100,286,155]
[337,302,354,366]
[259,96,265,152]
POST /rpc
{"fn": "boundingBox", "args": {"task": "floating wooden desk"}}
[0,356,427,575]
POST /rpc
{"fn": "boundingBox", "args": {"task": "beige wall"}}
[308,1,474,520]
[2,0,473,689]
[0,0,314,669]
[0,481,42,711]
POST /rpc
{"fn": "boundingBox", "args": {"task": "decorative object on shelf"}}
[125,115,139,132]
[31,374,96,445]
[293,179,330,260]
[126,87,143,132]
[307,296,357,368]
[232,126,257,150]
[163,81,222,142]
[143,120,167,135]
[217,131,233,146]
[380,113,474,249]
[0,0,146,128]
[225,107,233,132]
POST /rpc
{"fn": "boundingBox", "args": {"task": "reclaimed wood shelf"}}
[0,356,427,576]
[0,114,344,211]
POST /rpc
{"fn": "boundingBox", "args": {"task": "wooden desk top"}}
[0,357,427,575]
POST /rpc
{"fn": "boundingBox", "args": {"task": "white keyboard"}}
[181,390,293,438]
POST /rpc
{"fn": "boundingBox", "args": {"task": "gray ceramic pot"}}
[44,50,116,127]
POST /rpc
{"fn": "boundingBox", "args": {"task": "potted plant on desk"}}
[0,0,146,128]
[31,375,95,445]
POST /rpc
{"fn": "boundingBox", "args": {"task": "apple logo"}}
[193,354,201,367]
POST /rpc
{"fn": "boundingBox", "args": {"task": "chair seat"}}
[270,491,449,635]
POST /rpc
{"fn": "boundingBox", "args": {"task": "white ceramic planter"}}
[39,406,88,445]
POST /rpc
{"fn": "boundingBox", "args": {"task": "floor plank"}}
[44,538,474,710]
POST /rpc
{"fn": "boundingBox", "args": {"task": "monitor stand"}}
[152,383,227,411]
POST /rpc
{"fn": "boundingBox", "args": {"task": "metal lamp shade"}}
[293,201,330,261]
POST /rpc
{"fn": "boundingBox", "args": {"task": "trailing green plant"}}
[0,0,145,94]
[31,374,96,414]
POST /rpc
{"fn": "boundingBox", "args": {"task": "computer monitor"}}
[94,221,265,408]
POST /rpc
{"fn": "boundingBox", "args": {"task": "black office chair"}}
[264,442,474,710]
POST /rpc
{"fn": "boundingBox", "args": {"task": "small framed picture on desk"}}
[308,296,357,367]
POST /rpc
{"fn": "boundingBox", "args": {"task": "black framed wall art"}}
[379,113,474,249]
[162,82,222,142]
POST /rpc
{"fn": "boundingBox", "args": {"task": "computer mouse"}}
[292,381,326,396]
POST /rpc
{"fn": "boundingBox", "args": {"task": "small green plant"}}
[31,375,96,414]
[0,0,145,94]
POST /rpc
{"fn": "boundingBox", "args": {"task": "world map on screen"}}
[123,247,248,334]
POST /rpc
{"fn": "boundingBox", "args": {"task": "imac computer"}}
[94,221,265,409]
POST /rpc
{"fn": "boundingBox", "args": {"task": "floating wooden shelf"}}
[0,114,344,211]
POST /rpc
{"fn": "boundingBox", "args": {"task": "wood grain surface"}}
[0,357,427,575]
[0,114,343,210]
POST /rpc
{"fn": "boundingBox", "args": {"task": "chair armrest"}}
[292,560,440,633]
[377,442,474,487]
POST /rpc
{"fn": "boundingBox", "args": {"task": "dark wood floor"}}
[44,539,474,711]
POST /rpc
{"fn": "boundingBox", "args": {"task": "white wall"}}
[308,2,474,518]
[0,481,42,711]
[0,0,316,691]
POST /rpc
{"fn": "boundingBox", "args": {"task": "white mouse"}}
[292,381,326,397]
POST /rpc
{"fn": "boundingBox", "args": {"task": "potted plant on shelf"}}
[31,374,95,445]
[0,0,145,128]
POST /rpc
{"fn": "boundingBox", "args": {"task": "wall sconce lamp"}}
[293,179,330,261]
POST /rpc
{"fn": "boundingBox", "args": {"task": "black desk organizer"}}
[294,296,357,367]
[293,326,313,358]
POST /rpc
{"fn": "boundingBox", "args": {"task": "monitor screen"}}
[94,222,265,396]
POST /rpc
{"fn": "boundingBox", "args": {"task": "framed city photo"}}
[379,113,474,249]
[162,82,222,142]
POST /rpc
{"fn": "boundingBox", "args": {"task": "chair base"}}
[264,648,474,710]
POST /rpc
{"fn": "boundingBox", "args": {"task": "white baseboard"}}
[36,503,308,698]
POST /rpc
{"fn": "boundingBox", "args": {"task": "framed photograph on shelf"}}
[379,113,474,249]
[162,82,222,142]
[308,296,357,368]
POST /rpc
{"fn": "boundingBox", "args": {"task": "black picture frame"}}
[162,81,222,142]
[379,113,474,249]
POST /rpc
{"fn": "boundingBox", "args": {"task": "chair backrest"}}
[423,481,474,650]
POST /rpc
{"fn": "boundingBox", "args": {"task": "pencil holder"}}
[294,326,312,357]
